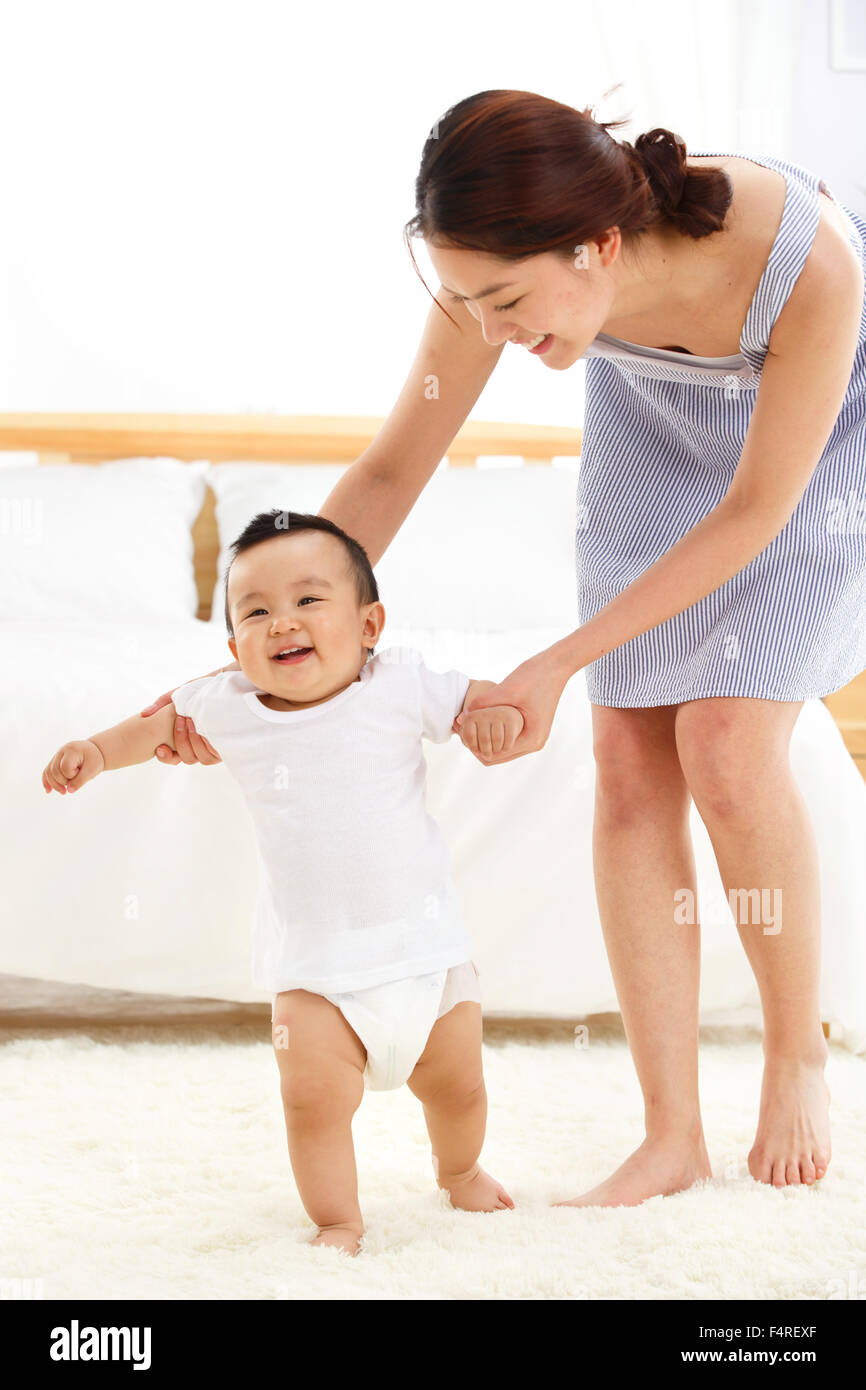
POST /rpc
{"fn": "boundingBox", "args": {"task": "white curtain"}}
[579,0,804,157]
[0,0,803,425]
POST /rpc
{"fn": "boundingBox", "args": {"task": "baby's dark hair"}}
[224,510,380,659]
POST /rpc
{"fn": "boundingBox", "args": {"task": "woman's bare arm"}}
[317,288,504,565]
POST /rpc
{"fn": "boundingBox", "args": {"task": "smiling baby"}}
[42,509,524,1254]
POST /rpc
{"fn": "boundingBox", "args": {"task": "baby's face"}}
[227,531,384,708]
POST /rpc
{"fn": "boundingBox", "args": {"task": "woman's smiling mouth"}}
[511,333,554,354]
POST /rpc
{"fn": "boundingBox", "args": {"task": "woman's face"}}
[426,234,621,370]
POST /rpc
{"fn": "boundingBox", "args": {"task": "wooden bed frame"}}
[0,410,864,781]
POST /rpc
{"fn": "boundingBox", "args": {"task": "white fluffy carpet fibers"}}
[2,1020,864,1301]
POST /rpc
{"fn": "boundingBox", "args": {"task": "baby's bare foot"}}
[309,1221,364,1255]
[555,1132,712,1209]
[437,1160,515,1212]
[748,1050,831,1187]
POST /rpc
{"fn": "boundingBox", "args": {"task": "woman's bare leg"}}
[558,703,712,1207]
[674,697,830,1187]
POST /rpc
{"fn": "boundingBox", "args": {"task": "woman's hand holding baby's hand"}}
[454,704,525,762]
[154,714,221,766]
[140,681,223,766]
[452,648,571,766]
[42,739,105,795]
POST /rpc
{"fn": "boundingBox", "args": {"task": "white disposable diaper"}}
[324,959,481,1090]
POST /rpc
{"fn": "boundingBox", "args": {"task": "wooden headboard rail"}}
[0,411,583,622]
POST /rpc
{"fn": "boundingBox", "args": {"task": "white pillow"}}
[208,460,580,633]
[0,452,38,468]
[0,457,208,623]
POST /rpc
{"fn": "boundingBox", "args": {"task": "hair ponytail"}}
[621,126,733,240]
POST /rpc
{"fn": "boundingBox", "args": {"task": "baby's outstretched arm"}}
[452,679,525,761]
[42,705,181,795]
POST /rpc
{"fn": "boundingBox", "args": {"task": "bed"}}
[2,412,865,1052]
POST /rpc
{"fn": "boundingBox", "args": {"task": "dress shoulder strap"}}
[690,149,823,367]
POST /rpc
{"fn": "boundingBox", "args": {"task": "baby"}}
[42,508,525,1255]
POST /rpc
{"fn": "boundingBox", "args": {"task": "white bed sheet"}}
[5,619,866,1052]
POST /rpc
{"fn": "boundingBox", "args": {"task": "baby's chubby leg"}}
[407,1001,514,1212]
[271,989,367,1255]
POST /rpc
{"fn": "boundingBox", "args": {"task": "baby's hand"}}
[456,704,525,761]
[42,739,105,796]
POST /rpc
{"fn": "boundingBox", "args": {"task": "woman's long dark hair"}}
[404,88,733,326]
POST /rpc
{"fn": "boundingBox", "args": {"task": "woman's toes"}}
[785,1162,801,1186]
[772,1159,788,1187]
[800,1156,817,1185]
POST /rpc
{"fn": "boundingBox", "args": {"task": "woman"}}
[146,89,866,1207]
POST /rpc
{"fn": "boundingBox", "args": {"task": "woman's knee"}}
[591,704,688,813]
[675,700,799,820]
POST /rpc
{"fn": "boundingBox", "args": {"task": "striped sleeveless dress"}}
[575,148,866,707]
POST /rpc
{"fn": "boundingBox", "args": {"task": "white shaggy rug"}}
[3,1019,865,1301]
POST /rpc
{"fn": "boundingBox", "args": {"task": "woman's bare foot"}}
[309,1221,365,1255]
[555,1131,712,1208]
[748,1048,831,1187]
[438,1161,515,1211]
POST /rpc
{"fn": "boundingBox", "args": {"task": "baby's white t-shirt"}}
[171,646,473,994]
